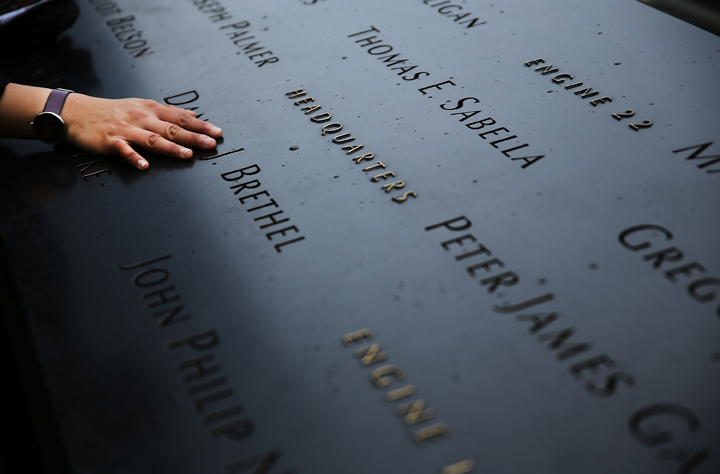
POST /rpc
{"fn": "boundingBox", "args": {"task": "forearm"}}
[0,83,51,139]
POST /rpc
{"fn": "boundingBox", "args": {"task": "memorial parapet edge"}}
[0,0,718,473]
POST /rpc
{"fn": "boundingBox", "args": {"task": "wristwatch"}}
[31,88,74,145]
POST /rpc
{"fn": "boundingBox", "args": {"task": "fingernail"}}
[138,159,148,169]
[203,137,214,147]
[211,126,222,135]
[182,148,192,157]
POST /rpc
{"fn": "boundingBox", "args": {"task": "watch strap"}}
[43,88,73,115]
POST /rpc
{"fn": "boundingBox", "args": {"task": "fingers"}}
[130,128,194,161]
[149,120,218,150]
[158,104,223,139]
[132,102,223,154]
[114,129,191,170]
[114,140,149,170]
[177,107,197,118]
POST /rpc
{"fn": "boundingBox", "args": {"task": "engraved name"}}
[426,216,636,398]
[118,255,298,473]
[221,164,306,252]
[219,21,280,67]
[348,27,431,82]
[88,0,154,58]
[347,28,543,169]
[418,0,486,29]
[619,224,720,318]
[424,81,545,168]
[187,1,278,66]
[118,255,252,442]
[627,403,711,473]
[189,0,233,23]
[673,142,720,178]
[286,88,418,203]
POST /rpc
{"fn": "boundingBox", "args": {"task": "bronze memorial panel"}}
[0,0,718,473]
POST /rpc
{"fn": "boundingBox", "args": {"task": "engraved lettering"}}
[425,216,472,232]
[285,88,305,98]
[517,312,558,334]
[310,112,332,123]
[673,142,720,173]
[354,343,388,366]
[535,64,559,75]
[442,459,475,474]
[273,236,306,253]
[665,262,707,283]
[414,423,451,445]
[493,292,555,314]
[551,73,573,84]
[132,268,170,287]
[321,123,343,135]
[166,329,220,352]
[221,165,261,182]
[687,278,720,304]
[480,271,519,293]
[370,171,396,182]
[118,254,171,271]
[253,211,290,229]
[342,328,373,346]
[370,364,405,388]
[230,179,262,195]
[643,247,684,269]
[466,258,504,277]
[441,234,477,250]
[382,180,405,192]
[332,133,355,144]
[265,225,299,241]
[396,399,434,425]
[392,191,418,202]
[143,285,181,309]
[418,79,456,95]
[152,303,191,328]
[343,144,364,154]
[386,385,416,402]
[590,96,613,106]
[537,327,592,361]
[629,404,701,448]
[619,224,673,251]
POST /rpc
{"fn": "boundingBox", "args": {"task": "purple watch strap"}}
[43,89,72,115]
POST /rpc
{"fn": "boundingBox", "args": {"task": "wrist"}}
[32,88,73,145]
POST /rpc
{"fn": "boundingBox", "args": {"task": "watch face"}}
[32,112,67,145]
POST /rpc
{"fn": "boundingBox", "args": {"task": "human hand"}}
[62,94,223,170]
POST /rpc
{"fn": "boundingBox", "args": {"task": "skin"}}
[0,83,223,170]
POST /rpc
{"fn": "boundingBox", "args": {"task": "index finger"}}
[159,104,223,139]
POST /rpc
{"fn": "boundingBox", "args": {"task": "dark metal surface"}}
[1,0,719,473]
